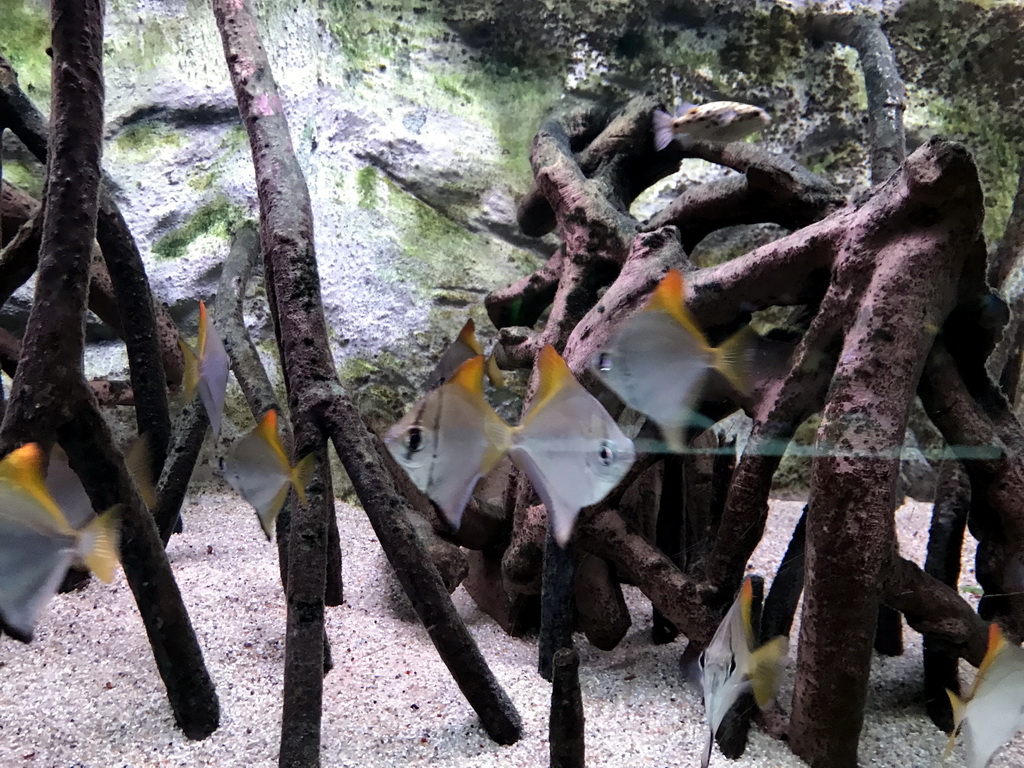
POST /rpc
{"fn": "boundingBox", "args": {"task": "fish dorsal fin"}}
[198,300,210,359]
[256,410,291,471]
[739,576,755,649]
[179,339,200,401]
[2,444,70,532]
[449,355,486,396]
[676,101,697,117]
[524,345,575,426]
[644,269,708,345]
[456,319,483,356]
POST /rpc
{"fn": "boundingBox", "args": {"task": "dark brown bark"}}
[538,533,575,681]
[549,648,585,768]
[0,0,218,738]
[921,458,970,732]
[211,1,521,759]
[789,140,981,768]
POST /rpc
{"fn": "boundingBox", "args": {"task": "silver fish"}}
[700,576,787,768]
[385,355,512,530]
[509,345,635,547]
[653,100,771,151]
[221,409,314,540]
[0,444,119,642]
[180,300,230,437]
[424,318,506,391]
[946,623,1024,768]
[592,269,754,453]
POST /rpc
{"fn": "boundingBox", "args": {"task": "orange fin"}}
[456,319,483,356]
[179,340,199,401]
[644,269,708,344]
[448,355,486,396]
[255,409,291,470]
[198,300,209,359]
[713,325,757,396]
[524,345,576,426]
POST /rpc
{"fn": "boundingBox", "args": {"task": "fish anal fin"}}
[291,452,316,506]
[80,507,121,583]
[944,689,966,758]
[714,325,758,397]
[259,485,290,541]
[749,635,788,709]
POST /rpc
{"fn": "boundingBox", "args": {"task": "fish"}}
[180,300,230,437]
[652,100,771,151]
[385,355,512,530]
[124,433,158,509]
[509,345,636,547]
[591,269,755,453]
[0,444,120,642]
[946,623,1024,768]
[221,409,316,540]
[424,318,506,390]
[700,576,788,768]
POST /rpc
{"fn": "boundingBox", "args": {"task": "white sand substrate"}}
[1,494,1022,768]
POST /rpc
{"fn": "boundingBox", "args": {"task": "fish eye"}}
[598,439,617,466]
[405,426,424,454]
[597,352,613,372]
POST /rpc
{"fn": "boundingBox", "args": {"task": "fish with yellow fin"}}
[385,355,512,530]
[124,433,158,509]
[509,345,635,547]
[0,444,120,642]
[700,576,788,768]
[221,409,316,540]
[653,101,771,151]
[946,622,1024,768]
[180,300,230,437]
[424,318,506,391]
[591,269,755,453]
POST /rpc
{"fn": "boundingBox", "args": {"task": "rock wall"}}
[1,0,1020,472]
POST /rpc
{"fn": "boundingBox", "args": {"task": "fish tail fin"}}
[485,351,506,389]
[713,325,757,397]
[749,635,789,709]
[125,433,158,509]
[652,109,676,151]
[662,424,686,454]
[79,507,121,583]
[179,340,199,401]
[291,452,316,506]
[944,689,967,757]
[482,415,513,475]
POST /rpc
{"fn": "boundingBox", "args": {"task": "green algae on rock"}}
[152,196,246,260]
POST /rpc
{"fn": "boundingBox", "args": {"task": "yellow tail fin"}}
[291,453,316,506]
[125,434,158,509]
[80,507,121,583]
[713,325,757,396]
[749,635,788,709]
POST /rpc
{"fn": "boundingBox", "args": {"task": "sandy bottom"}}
[1,494,1021,768]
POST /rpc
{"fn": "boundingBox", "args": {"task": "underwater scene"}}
[1,0,1023,766]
